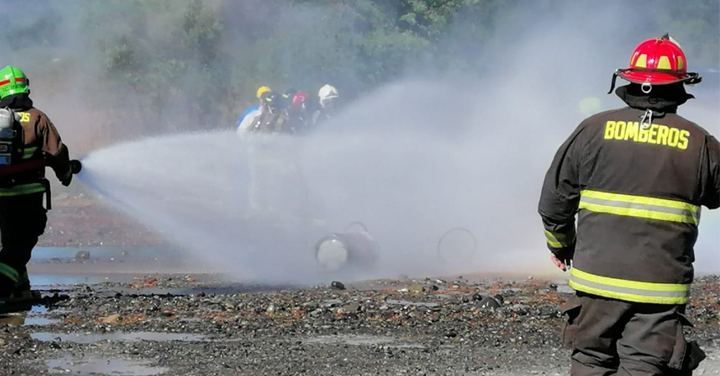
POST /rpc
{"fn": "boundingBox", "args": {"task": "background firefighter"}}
[236,85,271,129]
[287,91,313,134]
[538,34,720,375]
[240,90,322,225]
[282,90,325,226]
[239,91,285,217]
[0,65,79,301]
[312,84,340,126]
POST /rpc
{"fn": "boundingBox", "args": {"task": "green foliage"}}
[647,0,720,68]
[2,0,718,138]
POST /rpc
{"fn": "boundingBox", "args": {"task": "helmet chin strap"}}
[607,69,702,94]
[607,70,621,94]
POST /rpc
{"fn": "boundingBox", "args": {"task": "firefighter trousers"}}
[561,292,706,376]
[0,192,47,295]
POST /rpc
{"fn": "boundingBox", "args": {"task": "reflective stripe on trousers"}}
[579,189,700,225]
[568,267,690,305]
[0,262,19,283]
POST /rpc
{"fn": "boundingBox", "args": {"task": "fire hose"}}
[43,159,83,210]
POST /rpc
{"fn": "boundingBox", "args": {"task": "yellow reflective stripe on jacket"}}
[0,262,19,283]
[568,267,690,305]
[544,230,570,248]
[579,190,700,225]
[22,147,38,159]
[0,182,45,196]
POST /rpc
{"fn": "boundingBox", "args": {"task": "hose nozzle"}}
[70,159,82,174]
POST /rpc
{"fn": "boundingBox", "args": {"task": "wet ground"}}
[4,193,718,374]
[1,264,719,375]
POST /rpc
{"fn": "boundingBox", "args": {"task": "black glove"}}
[551,243,575,265]
[61,172,73,187]
[60,160,82,186]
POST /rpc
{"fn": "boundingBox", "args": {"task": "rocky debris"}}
[129,277,158,289]
[477,295,503,309]
[408,284,424,294]
[0,274,717,374]
[74,251,91,261]
[330,281,345,290]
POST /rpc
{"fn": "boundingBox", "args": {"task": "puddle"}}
[32,331,205,344]
[306,334,395,345]
[47,355,169,375]
[22,309,61,325]
[385,299,440,308]
[0,305,60,326]
[30,274,137,287]
[26,306,61,325]
[33,246,177,261]
[24,317,60,325]
[305,335,426,349]
[110,286,240,296]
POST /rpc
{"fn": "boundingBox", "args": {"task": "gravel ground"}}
[0,274,718,375]
[42,191,169,248]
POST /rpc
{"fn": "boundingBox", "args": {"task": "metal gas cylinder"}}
[0,108,17,166]
[314,228,379,272]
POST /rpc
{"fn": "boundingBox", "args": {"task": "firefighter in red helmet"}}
[539,34,719,375]
[288,91,312,134]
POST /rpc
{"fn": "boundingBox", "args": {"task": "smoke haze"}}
[3,0,719,283]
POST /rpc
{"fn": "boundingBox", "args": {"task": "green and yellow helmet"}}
[0,66,30,99]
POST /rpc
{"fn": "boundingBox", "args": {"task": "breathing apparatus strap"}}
[0,159,45,178]
[40,178,51,210]
[607,69,703,94]
[0,158,52,209]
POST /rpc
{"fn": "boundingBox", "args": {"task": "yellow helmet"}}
[256,86,271,99]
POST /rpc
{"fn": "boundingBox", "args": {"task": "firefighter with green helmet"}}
[0,65,80,302]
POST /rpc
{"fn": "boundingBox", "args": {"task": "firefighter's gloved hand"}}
[60,166,74,186]
[61,173,72,187]
[551,245,575,272]
[61,160,82,186]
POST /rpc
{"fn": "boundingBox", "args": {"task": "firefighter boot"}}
[15,270,30,293]
[0,271,39,306]
[12,271,39,302]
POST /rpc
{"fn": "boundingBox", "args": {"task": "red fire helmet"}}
[292,91,310,108]
[608,34,701,93]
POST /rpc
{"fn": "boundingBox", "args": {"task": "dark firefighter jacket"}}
[0,94,72,196]
[248,109,291,134]
[538,84,720,305]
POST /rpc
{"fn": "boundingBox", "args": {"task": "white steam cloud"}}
[6,1,719,283]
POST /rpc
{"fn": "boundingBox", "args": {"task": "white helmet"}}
[318,84,339,105]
